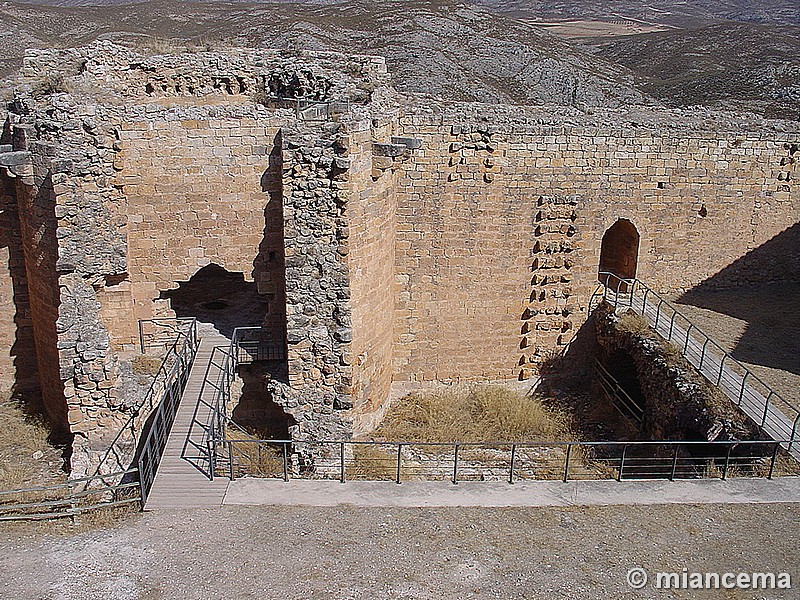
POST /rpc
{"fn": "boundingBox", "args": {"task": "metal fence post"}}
[562,444,572,482]
[207,438,214,481]
[137,455,147,508]
[699,338,710,371]
[717,353,727,386]
[509,444,516,484]
[790,414,800,452]
[396,444,403,484]
[228,441,235,481]
[452,444,460,485]
[761,392,774,428]
[138,320,146,354]
[618,444,628,482]
[738,372,749,406]
[283,442,289,482]
[669,445,679,481]
[768,443,780,480]
[668,310,678,340]
[683,324,693,354]
[721,444,734,480]
[340,442,346,484]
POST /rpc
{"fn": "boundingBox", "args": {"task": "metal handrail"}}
[593,271,800,449]
[223,438,790,484]
[94,319,198,490]
[594,359,644,423]
[0,468,140,521]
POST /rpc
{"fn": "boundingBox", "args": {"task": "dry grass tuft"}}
[615,311,651,336]
[226,427,285,478]
[131,354,162,377]
[374,385,574,443]
[0,397,57,490]
[348,445,407,481]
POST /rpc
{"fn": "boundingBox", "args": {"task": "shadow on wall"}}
[253,133,287,344]
[233,362,296,439]
[675,223,800,377]
[0,175,40,409]
[160,264,267,338]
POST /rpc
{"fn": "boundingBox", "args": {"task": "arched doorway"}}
[598,219,639,290]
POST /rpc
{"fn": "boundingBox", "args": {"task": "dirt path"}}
[1,503,798,599]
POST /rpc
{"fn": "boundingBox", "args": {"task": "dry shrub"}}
[0,399,56,490]
[615,311,651,336]
[131,354,162,376]
[375,385,574,443]
[226,428,285,478]
[348,445,406,481]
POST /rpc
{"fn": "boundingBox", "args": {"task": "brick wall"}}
[15,175,68,433]
[0,173,34,395]
[117,110,289,332]
[345,119,399,432]
[394,113,799,383]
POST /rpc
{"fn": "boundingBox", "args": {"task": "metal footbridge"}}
[593,272,800,460]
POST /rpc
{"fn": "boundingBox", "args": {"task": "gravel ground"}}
[1,503,798,600]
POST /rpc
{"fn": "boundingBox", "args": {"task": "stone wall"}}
[593,303,758,441]
[345,115,402,433]
[393,106,799,383]
[116,108,291,334]
[1,44,798,475]
[0,171,35,396]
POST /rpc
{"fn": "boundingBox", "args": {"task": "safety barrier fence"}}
[0,468,140,521]
[94,319,199,486]
[220,438,792,483]
[592,272,800,455]
[135,320,201,504]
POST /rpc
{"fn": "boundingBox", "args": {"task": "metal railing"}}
[264,96,352,121]
[138,317,197,353]
[94,319,199,483]
[592,272,800,454]
[221,438,791,483]
[207,327,288,479]
[135,320,201,503]
[0,468,140,521]
[594,359,644,424]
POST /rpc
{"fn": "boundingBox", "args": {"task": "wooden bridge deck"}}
[144,333,231,510]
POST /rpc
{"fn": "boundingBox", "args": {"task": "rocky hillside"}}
[594,22,800,119]
[0,0,648,107]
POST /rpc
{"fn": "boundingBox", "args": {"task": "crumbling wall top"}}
[19,41,391,105]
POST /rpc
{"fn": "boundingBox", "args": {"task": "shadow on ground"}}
[675,223,800,377]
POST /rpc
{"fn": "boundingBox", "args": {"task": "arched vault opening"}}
[160,263,266,338]
[599,219,640,290]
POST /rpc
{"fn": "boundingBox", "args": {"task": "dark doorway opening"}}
[598,219,640,290]
[160,263,267,338]
[605,349,645,413]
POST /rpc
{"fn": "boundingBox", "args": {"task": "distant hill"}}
[0,0,648,106]
[1,0,799,119]
[594,22,800,119]
[475,0,800,27]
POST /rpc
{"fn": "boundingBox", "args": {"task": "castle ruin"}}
[0,43,797,475]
